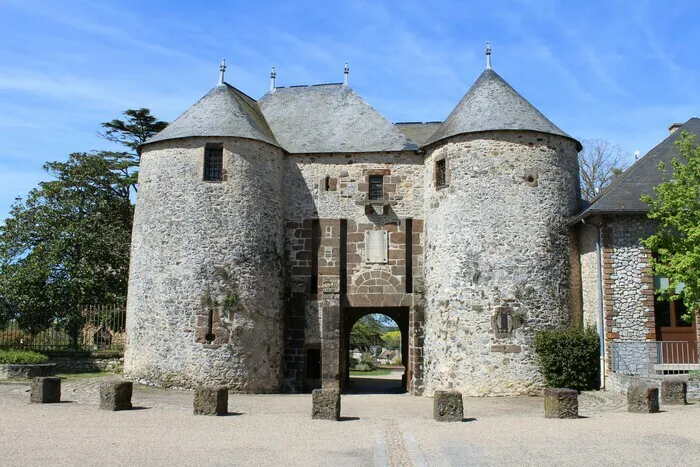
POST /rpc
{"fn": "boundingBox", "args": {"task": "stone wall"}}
[282,153,425,392]
[47,352,124,373]
[601,216,657,355]
[578,223,601,330]
[125,137,286,392]
[422,131,581,396]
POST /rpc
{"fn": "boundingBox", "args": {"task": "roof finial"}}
[485,42,492,69]
[270,66,276,92]
[218,58,226,85]
[343,62,349,86]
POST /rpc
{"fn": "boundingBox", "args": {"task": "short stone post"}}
[627,382,659,413]
[194,386,228,415]
[543,388,579,419]
[312,388,341,420]
[99,380,133,411]
[660,379,687,405]
[30,376,61,403]
[433,390,463,422]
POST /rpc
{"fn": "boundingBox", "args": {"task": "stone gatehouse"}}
[124,48,619,396]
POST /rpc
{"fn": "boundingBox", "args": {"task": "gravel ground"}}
[1,376,699,466]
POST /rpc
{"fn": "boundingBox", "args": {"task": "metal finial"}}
[485,42,492,69]
[218,58,226,85]
[343,62,349,86]
[270,66,276,92]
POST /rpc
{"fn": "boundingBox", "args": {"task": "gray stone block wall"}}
[124,137,286,392]
[422,131,581,396]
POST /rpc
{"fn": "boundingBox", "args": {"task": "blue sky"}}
[1,0,699,222]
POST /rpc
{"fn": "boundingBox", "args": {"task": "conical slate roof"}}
[424,69,581,150]
[144,83,279,148]
[259,84,418,153]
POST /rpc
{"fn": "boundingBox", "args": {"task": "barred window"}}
[435,159,446,188]
[204,144,223,181]
[369,175,383,200]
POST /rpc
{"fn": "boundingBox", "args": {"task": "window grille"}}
[369,175,383,200]
[204,144,223,181]
[435,159,446,187]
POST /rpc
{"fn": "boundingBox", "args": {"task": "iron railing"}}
[0,304,126,352]
[611,340,699,376]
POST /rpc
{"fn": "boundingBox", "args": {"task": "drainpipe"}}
[582,218,606,390]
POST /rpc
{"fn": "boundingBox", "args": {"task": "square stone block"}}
[627,383,659,413]
[30,377,61,403]
[433,390,463,422]
[100,380,133,411]
[312,388,341,420]
[194,386,228,415]
[543,388,579,419]
[660,379,687,405]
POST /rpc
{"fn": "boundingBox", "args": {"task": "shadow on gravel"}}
[216,412,243,417]
[338,416,360,422]
[462,417,477,422]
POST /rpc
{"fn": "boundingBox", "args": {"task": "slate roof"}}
[144,84,279,148]
[424,69,581,150]
[574,117,700,221]
[258,84,418,153]
[395,122,442,147]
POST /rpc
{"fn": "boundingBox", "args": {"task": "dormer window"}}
[369,175,383,200]
[204,143,224,182]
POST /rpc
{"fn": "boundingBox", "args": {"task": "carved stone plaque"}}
[365,230,388,263]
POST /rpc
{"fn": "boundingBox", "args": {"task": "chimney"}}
[668,123,683,134]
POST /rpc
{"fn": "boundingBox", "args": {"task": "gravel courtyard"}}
[1,376,699,466]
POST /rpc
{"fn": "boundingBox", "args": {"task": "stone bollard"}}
[543,388,579,419]
[433,390,463,422]
[660,379,687,405]
[30,376,61,403]
[627,383,659,413]
[194,386,228,415]
[100,380,133,411]
[312,388,341,420]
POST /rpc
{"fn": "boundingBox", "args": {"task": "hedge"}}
[533,326,600,391]
[0,349,49,365]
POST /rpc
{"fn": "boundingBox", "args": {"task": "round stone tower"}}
[421,65,582,396]
[124,74,286,392]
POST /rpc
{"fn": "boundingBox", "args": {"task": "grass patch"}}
[350,368,392,376]
[0,349,49,364]
[56,372,118,381]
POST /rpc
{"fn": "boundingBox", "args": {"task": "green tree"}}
[381,330,401,349]
[350,315,384,351]
[642,132,700,320]
[0,153,133,337]
[98,108,168,192]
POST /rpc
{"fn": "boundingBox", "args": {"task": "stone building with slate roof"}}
[572,117,700,390]
[124,51,695,396]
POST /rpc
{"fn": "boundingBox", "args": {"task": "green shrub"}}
[352,362,376,372]
[533,326,600,391]
[0,349,49,365]
[689,370,700,382]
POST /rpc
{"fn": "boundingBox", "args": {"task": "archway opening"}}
[343,308,408,394]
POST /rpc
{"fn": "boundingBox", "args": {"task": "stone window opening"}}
[324,176,331,192]
[369,175,384,200]
[203,143,224,182]
[435,159,446,188]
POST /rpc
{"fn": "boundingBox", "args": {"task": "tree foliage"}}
[579,139,628,202]
[350,315,385,351]
[98,108,168,192]
[642,132,700,318]
[0,153,133,332]
[381,330,401,349]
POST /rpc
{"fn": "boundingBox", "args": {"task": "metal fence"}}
[611,340,700,376]
[0,304,126,352]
